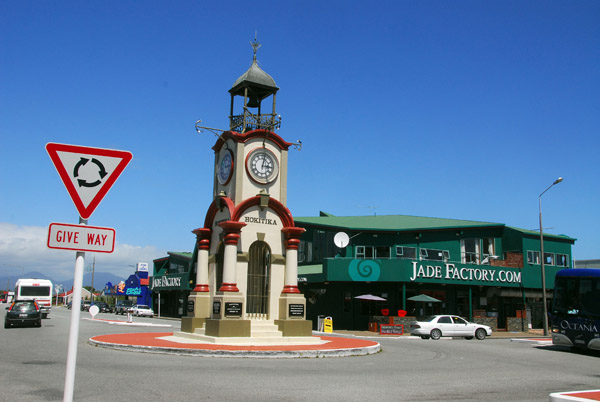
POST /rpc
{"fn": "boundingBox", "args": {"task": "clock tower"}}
[182,39,312,340]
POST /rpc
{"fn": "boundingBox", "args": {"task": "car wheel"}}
[420,335,430,339]
[4,321,9,329]
[36,320,42,327]
[475,328,486,340]
[430,329,442,340]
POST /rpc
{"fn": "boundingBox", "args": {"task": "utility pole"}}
[90,255,96,302]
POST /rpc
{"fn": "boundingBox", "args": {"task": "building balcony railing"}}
[230,109,281,133]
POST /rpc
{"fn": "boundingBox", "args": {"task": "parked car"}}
[5,300,42,328]
[131,304,154,318]
[115,300,135,315]
[409,315,492,340]
[90,302,112,313]
[81,300,92,311]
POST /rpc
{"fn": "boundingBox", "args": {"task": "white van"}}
[15,279,53,318]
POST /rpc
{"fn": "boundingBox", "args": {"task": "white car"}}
[409,315,492,340]
[131,304,154,317]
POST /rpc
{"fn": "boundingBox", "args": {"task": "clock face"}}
[217,149,233,185]
[246,148,279,184]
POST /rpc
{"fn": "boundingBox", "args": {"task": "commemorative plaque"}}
[225,302,242,317]
[289,303,304,318]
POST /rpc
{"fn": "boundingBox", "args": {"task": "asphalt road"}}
[1,306,598,402]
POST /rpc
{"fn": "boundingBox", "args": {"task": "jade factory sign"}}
[409,262,521,284]
[150,273,191,291]
[324,259,527,287]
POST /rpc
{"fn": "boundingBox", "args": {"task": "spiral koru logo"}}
[348,259,381,281]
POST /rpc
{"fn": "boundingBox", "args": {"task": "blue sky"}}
[1,1,598,281]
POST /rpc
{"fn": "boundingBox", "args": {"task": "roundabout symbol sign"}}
[46,143,132,219]
[74,157,107,188]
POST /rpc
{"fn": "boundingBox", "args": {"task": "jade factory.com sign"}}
[409,262,522,284]
[150,273,191,290]
[328,258,526,287]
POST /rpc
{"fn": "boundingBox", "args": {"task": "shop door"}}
[246,241,271,319]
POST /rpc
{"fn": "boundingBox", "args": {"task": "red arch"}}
[232,196,295,228]
[203,196,236,229]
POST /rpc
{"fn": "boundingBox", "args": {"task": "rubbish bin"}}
[368,322,378,332]
[317,315,325,332]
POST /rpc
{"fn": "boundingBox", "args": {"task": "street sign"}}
[47,222,116,253]
[46,143,132,219]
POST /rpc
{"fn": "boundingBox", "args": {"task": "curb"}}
[84,318,173,328]
[549,390,600,402]
[88,332,381,359]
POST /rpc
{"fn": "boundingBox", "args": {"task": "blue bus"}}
[550,269,600,351]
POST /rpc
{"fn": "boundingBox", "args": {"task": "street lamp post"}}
[539,177,563,336]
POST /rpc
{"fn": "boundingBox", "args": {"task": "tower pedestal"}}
[181,292,212,333]
[274,293,312,336]
[205,293,251,337]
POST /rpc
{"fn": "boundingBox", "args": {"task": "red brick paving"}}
[562,391,600,401]
[90,332,379,352]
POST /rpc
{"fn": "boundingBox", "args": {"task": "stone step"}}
[251,320,283,338]
[171,331,325,346]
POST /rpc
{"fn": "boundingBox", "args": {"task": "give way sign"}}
[47,222,115,253]
[46,143,132,219]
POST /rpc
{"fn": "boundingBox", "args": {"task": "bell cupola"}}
[229,38,280,133]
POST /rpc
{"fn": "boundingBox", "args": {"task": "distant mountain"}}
[61,272,125,292]
[0,271,126,293]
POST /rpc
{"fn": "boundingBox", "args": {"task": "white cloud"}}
[0,223,165,280]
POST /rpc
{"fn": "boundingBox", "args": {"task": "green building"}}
[151,252,194,317]
[295,212,575,331]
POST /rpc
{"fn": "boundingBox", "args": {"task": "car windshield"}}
[419,316,437,322]
[12,301,35,311]
[137,305,149,309]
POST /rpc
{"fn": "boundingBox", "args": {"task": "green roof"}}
[294,212,503,232]
[167,251,193,260]
[506,226,576,242]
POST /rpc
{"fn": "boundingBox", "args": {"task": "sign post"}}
[63,224,86,402]
[46,143,131,402]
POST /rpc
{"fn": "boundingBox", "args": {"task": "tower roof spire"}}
[251,32,261,62]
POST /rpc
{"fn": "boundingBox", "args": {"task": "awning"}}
[354,294,386,301]
[408,294,441,303]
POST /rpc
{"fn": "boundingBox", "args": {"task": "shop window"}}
[357,246,390,259]
[556,254,568,267]
[169,262,186,273]
[356,246,373,259]
[343,292,352,312]
[527,251,540,265]
[420,248,449,262]
[396,246,417,259]
[376,246,390,259]
[299,240,313,263]
[543,253,555,265]
[483,238,495,259]
[460,239,480,264]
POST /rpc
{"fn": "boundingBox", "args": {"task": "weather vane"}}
[251,32,261,61]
